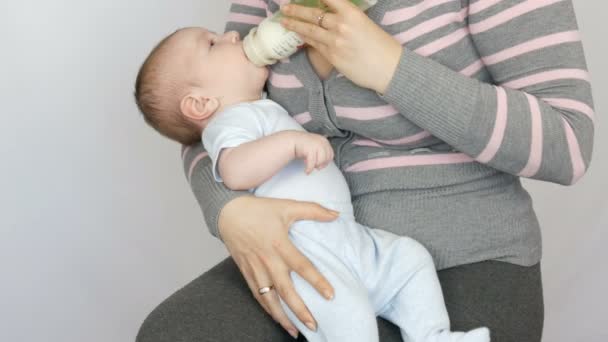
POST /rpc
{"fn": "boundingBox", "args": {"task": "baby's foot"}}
[428,327,490,342]
[461,327,490,342]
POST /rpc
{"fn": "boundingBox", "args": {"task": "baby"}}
[134,27,490,342]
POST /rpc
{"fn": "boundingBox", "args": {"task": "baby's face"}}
[172,27,269,96]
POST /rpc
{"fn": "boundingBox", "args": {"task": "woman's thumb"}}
[290,201,340,223]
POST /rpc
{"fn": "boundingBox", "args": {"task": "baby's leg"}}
[278,222,379,342]
[345,224,490,342]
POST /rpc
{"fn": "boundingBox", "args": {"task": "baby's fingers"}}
[305,150,317,174]
[316,146,334,170]
[315,147,327,170]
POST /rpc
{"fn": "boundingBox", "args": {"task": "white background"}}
[0,1,605,341]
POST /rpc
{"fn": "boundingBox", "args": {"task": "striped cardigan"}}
[181,0,595,269]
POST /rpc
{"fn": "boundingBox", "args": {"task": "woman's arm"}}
[376,0,595,185]
[182,143,250,241]
[281,0,595,185]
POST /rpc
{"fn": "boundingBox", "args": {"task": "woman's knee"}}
[438,261,544,342]
[395,236,435,270]
[136,257,290,342]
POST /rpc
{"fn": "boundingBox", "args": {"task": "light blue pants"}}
[279,213,490,342]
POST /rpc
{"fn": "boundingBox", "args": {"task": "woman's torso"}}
[255,0,542,269]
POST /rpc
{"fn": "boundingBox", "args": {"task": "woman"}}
[137,0,594,341]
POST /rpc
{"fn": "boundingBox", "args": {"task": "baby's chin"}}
[252,63,270,83]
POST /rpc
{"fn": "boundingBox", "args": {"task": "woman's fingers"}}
[245,255,301,338]
[284,199,340,225]
[262,287,301,338]
[320,0,356,13]
[239,255,273,316]
[281,4,326,25]
[278,240,335,301]
[280,16,334,47]
[281,4,339,31]
[265,259,318,332]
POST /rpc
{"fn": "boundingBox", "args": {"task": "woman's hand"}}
[218,195,340,338]
[280,0,402,94]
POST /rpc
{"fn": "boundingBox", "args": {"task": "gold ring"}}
[258,285,275,295]
[317,12,326,27]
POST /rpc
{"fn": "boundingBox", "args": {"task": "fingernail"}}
[288,328,299,339]
[331,210,340,216]
[305,321,316,331]
[324,289,334,300]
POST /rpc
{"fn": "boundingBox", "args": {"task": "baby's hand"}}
[293,131,334,174]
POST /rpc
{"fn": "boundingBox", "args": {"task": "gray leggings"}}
[136,258,544,342]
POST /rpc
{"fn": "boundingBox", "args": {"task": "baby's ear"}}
[180,92,220,122]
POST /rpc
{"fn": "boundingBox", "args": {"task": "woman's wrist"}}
[374,42,403,95]
[217,195,255,242]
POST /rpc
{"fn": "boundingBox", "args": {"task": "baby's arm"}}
[219,130,334,191]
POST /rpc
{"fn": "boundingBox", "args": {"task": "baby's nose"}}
[225,31,240,43]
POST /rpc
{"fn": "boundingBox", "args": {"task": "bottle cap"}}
[243,27,276,67]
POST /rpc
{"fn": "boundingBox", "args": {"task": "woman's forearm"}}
[377,1,594,186]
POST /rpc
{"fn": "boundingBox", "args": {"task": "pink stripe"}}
[468,0,503,15]
[335,105,399,120]
[459,59,485,76]
[345,153,474,172]
[476,86,508,163]
[227,12,265,25]
[518,94,543,177]
[188,152,209,182]
[181,145,192,160]
[293,112,312,124]
[542,98,595,122]
[469,0,563,35]
[231,0,267,9]
[394,7,468,45]
[266,8,273,17]
[415,27,469,56]
[503,68,590,89]
[352,131,432,146]
[382,0,456,25]
[482,30,580,66]
[562,117,586,184]
[269,72,303,88]
[375,131,433,145]
[352,139,383,147]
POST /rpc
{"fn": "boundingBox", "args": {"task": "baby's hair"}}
[134,29,201,145]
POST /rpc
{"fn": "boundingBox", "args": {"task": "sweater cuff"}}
[376,47,479,147]
[187,152,251,243]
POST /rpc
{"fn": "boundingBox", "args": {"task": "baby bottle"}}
[243,0,377,66]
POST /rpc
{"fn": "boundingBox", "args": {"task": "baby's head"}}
[134,27,269,145]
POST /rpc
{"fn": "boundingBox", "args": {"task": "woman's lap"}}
[136,257,543,342]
